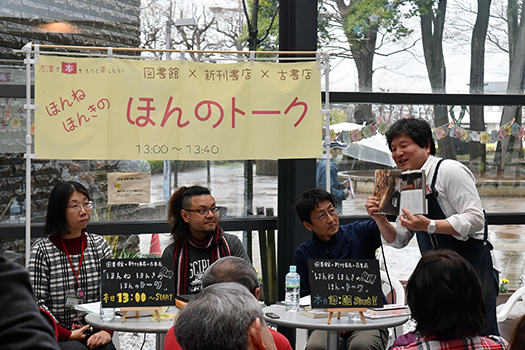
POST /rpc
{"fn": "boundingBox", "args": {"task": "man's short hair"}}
[407,249,485,340]
[294,188,336,224]
[385,118,436,156]
[202,256,259,295]
[175,282,264,350]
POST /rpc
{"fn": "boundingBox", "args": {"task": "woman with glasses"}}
[29,181,116,350]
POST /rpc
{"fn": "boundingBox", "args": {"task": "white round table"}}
[262,304,410,350]
[85,313,175,350]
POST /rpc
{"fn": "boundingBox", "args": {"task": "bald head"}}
[202,256,259,296]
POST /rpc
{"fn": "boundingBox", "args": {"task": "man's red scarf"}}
[173,226,232,295]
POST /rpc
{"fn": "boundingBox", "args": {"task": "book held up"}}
[374,169,427,216]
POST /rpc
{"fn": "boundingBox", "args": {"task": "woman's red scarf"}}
[173,226,232,295]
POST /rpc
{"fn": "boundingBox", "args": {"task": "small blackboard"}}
[101,258,176,307]
[308,259,383,309]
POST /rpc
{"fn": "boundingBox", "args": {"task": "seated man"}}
[390,250,508,349]
[161,185,250,294]
[164,256,292,350]
[294,188,388,350]
[175,282,277,350]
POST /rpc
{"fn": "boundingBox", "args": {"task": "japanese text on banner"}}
[35,56,321,160]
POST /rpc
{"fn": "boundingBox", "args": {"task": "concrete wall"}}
[0,0,141,59]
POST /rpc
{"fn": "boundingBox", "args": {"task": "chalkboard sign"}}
[308,259,383,309]
[101,258,175,307]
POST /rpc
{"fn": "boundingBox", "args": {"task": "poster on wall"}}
[0,97,30,153]
[34,56,322,160]
[107,172,151,204]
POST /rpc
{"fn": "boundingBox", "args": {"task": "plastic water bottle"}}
[285,265,300,312]
[99,302,115,321]
[9,200,20,224]
[20,199,26,224]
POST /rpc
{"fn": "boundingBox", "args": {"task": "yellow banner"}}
[35,56,321,160]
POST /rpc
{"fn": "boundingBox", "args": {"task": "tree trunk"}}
[419,0,456,160]
[349,24,378,124]
[494,0,525,170]
[469,0,491,174]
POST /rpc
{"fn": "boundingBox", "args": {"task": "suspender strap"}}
[430,158,446,196]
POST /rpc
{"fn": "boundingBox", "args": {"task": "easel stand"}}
[120,307,162,322]
[326,308,367,324]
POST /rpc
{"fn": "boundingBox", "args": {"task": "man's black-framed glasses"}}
[184,207,219,216]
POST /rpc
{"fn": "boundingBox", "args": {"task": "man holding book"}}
[365,117,499,336]
[294,188,388,350]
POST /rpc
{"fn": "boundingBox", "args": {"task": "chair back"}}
[380,270,405,305]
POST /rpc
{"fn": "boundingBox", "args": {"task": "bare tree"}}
[140,0,170,58]
[170,3,218,61]
[321,0,416,124]
[210,1,245,52]
[493,0,525,170]
[414,0,456,159]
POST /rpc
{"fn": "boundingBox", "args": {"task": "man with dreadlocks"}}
[161,186,250,295]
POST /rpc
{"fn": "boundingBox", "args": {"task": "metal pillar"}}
[277,0,318,347]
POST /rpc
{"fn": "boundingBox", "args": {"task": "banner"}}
[35,56,321,160]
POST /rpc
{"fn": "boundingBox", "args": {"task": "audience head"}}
[385,117,436,156]
[202,256,261,299]
[175,282,276,350]
[294,188,336,224]
[45,181,90,237]
[407,249,486,340]
[168,186,218,246]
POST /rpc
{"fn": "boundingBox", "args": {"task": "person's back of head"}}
[385,117,436,156]
[509,314,525,350]
[407,249,486,341]
[175,282,269,350]
[202,257,259,296]
[294,188,335,224]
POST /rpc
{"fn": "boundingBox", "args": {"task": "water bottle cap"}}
[290,265,296,272]
[13,200,18,205]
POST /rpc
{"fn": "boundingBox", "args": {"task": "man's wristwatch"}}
[427,219,436,234]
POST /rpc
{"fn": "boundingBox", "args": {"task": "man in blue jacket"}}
[294,188,388,350]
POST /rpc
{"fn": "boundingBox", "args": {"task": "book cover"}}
[364,305,410,319]
[374,169,427,215]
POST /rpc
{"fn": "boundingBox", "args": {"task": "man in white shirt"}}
[366,117,499,336]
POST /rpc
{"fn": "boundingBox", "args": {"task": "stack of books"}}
[363,305,410,319]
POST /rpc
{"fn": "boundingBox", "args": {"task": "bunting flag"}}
[329,119,523,146]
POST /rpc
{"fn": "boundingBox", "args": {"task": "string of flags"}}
[330,119,523,145]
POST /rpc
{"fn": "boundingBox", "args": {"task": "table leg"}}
[156,333,165,350]
[326,330,339,350]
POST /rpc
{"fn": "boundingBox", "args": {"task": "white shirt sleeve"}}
[381,218,415,248]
